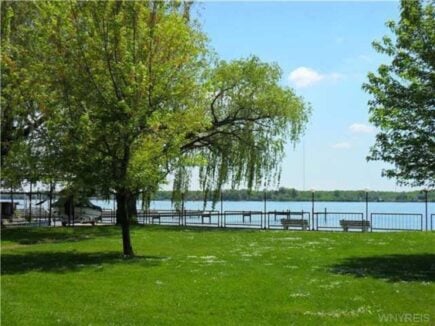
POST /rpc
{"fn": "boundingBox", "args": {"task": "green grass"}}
[1,226,434,325]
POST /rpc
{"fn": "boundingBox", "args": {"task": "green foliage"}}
[180,57,310,205]
[28,1,208,196]
[363,0,435,188]
[2,227,434,325]
[0,2,48,187]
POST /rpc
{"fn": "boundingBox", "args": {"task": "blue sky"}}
[191,1,413,191]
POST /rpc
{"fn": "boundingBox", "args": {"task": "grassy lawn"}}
[1,226,434,325]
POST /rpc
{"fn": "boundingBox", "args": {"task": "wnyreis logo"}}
[378,313,430,323]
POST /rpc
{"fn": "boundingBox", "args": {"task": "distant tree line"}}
[152,188,434,203]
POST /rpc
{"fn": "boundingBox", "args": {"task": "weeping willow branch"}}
[176,56,310,206]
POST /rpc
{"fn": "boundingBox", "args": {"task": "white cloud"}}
[288,67,344,88]
[349,123,374,134]
[331,142,352,150]
[288,67,324,88]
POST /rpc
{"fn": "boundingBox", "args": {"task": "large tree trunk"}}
[127,194,138,224]
[116,190,134,257]
[115,194,137,225]
[64,195,74,226]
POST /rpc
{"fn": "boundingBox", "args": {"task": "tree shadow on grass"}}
[1,251,165,275]
[331,254,435,282]
[1,226,120,245]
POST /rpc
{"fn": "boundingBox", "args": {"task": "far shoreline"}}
[91,198,432,204]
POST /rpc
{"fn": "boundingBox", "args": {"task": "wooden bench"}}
[280,218,309,230]
[340,219,370,232]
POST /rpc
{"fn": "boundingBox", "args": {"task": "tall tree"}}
[10,1,309,256]
[363,0,434,188]
[30,1,209,256]
[180,57,309,204]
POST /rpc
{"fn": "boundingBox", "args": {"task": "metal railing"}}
[139,210,181,225]
[222,211,263,228]
[4,208,62,227]
[430,214,435,231]
[3,207,434,232]
[267,210,310,230]
[315,210,365,232]
[370,213,424,232]
[101,209,116,224]
[184,210,220,227]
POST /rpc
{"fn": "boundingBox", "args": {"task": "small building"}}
[0,201,19,219]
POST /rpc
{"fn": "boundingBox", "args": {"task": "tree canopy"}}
[180,57,309,204]
[1,2,46,187]
[1,1,310,256]
[363,0,434,188]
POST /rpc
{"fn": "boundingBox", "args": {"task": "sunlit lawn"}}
[1,226,434,325]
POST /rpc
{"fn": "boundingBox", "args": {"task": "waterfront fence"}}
[222,211,263,228]
[315,211,365,231]
[3,208,434,232]
[370,213,424,231]
[267,211,310,230]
